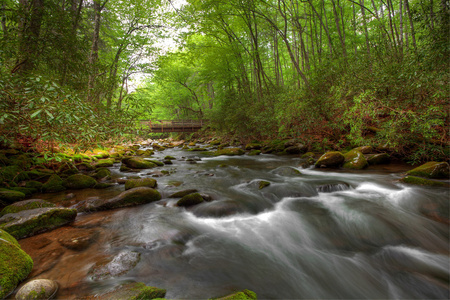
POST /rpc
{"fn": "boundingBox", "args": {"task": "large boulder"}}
[73,187,161,212]
[315,152,345,168]
[125,178,157,190]
[343,149,368,170]
[0,229,33,299]
[64,174,96,189]
[366,153,390,165]
[122,157,157,169]
[284,143,308,154]
[271,166,301,176]
[169,189,199,198]
[399,176,446,187]
[176,193,204,207]
[89,250,141,280]
[42,174,66,193]
[15,279,58,300]
[94,158,115,168]
[0,199,55,217]
[406,162,449,179]
[84,282,166,300]
[353,146,373,154]
[0,207,77,239]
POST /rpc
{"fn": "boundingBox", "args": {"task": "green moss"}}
[0,165,28,183]
[93,167,112,179]
[64,174,96,189]
[1,208,77,239]
[130,283,167,300]
[118,188,162,207]
[406,162,449,179]
[122,157,157,169]
[342,150,368,170]
[315,151,345,168]
[9,187,36,197]
[136,149,155,156]
[0,229,33,299]
[94,158,115,168]
[1,199,55,217]
[146,160,164,166]
[301,152,315,159]
[125,178,157,190]
[25,181,43,190]
[42,174,66,193]
[212,289,257,300]
[258,181,270,189]
[248,150,261,156]
[0,189,26,204]
[176,193,204,207]
[400,176,446,187]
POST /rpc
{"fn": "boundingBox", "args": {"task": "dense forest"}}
[0,0,448,163]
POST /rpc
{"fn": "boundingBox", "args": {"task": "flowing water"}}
[19,147,450,299]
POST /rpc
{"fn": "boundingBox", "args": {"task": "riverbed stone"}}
[343,149,368,170]
[85,282,166,300]
[15,279,58,300]
[406,162,449,179]
[122,157,157,169]
[271,166,301,176]
[42,174,66,193]
[399,176,446,187]
[125,178,157,190]
[73,187,162,212]
[0,207,77,239]
[64,174,97,189]
[57,227,99,251]
[169,189,199,198]
[0,229,33,299]
[213,289,257,300]
[285,143,308,154]
[136,149,154,156]
[315,151,345,168]
[0,189,26,204]
[0,199,55,217]
[353,146,373,154]
[366,153,390,165]
[94,158,115,168]
[93,167,112,179]
[258,181,270,189]
[89,250,141,280]
[192,200,244,218]
[176,193,204,207]
[214,148,245,156]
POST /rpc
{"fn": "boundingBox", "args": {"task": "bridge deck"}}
[140,120,207,133]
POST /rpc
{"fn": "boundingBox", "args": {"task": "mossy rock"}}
[25,170,51,181]
[0,199,55,217]
[245,143,261,150]
[94,158,115,168]
[366,153,390,165]
[42,174,66,193]
[0,189,26,204]
[406,162,449,179]
[315,152,345,168]
[248,150,261,156]
[136,149,155,156]
[164,156,176,160]
[74,187,162,212]
[271,167,301,176]
[176,193,204,207]
[169,189,199,198]
[86,282,166,300]
[353,146,373,154]
[258,181,270,189]
[93,167,112,179]
[76,162,95,171]
[209,140,221,146]
[25,180,43,190]
[212,289,257,300]
[64,174,96,189]
[9,154,33,169]
[146,159,164,166]
[214,148,245,156]
[9,187,36,197]
[15,279,58,300]
[342,150,368,170]
[0,229,33,299]
[125,178,157,190]
[0,207,77,239]
[122,157,157,169]
[399,176,446,187]
[0,165,28,183]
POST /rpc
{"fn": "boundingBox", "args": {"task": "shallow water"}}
[19,147,450,299]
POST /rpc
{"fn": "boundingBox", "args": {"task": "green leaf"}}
[31,109,42,118]
[45,110,54,119]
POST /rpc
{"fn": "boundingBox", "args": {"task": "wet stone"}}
[15,279,58,300]
[57,227,99,251]
[89,250,141,280]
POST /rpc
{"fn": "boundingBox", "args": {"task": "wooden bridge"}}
[139,120,207,133]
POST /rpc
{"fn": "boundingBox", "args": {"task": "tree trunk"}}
[404,0,417,51]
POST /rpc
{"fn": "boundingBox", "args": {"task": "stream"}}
[19,146,450,299]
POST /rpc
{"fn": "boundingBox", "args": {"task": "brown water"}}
[17,148,450,299]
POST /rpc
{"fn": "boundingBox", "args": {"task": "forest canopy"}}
[0,0,448,162]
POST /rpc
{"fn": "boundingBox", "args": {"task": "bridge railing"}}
[139,119,207,132]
